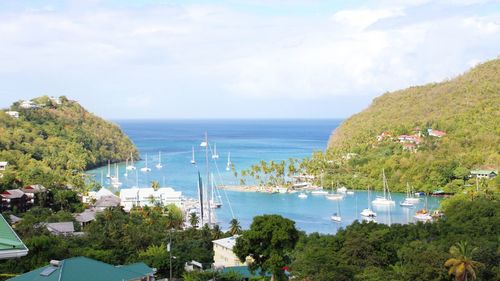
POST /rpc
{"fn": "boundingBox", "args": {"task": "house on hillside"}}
[45,222,82,236]
[5,111,19,118]
[427,128,446,137]
[49,96,62,105]
[470,169,497,179]
[1,189,29,212]
[22,185,46,205]
[402,143,417,153]
[0,214,28,260]
[398,135,422,144]
[19,100,38,109]
[0,162,8,171]
[376,131,392,142]
[74,209,97,228]
[7,256,155,281]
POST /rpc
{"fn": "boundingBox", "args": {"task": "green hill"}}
[317,59,500,192]
[0,96,138,191]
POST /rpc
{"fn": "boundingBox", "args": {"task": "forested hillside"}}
[0,96,138,191]
[310,59,500,192]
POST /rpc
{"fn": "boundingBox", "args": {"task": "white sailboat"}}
[404,183,420,204]
[126,152,136,170]
[226,152,232,171]
[106,160,111,178]
[372,169,395,206]
[155,151,163,169]
[140,154,151,172]
[361,186,377,218]
[191,146,196,165]
[311,189,329,195]
[124,159,129,177]
[330,200,342,222]
[212,143,219,159]
[111,164,122,188]
[210,173,222,209]
[326,193,344,200]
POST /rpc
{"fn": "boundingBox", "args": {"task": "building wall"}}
[213,243,244,267]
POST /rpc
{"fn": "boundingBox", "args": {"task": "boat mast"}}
[205,132,212,226]
[382,169,387,199]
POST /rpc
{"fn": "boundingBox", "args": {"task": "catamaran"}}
[140,154,151,172]
[212,143,219,159]
[155,151,163,169]
[330,200,342,222]
[191,146,196,165]
[372,169,395,206]
[226,152,232,171]
[361,186,377,218]
[126,152,136,170]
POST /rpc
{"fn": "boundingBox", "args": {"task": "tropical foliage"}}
[302,59,500,193]
[0,96,138,192]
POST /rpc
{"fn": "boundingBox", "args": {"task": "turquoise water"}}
[88,119,441,233]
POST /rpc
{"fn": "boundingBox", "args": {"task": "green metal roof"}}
[471,170,497,174]
[221,266,271,278]
[0,214,28,251]
[8,257,154,281]
[119,262,155,275]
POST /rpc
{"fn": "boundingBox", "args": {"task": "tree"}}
[445,241,483,281]
[229,218,242,235]
[164,204,184,229]
[151,180,160,191]
[212,224,223,240]
[138,244,169,277]
[233,215,299,281]
[189,213,199,228]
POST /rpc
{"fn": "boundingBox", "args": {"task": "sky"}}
[0,0,499,119]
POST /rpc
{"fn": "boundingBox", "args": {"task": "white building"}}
[49,96,62,105]
[5,111,19,118]
[119,187,183,211]
[213,236,247,268]
[19,100,37,109]
[0,162,7,171]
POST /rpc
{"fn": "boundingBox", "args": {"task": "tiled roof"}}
[1,189,25,199]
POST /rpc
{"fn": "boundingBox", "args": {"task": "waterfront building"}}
[120,187,183,211]
[7,256,155,281]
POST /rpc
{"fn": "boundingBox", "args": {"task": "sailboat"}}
[400,183,415,207]
[106,160,111,178]
[124,159,129,177]
[361,186,377,218]
[111,164,122,188]
[190,146,196,165]
[212,143,219,159]
[414,196,433,222]
[126,152,136,170]
[404,183,420,204]
[155,151,163,169]
[210,173,223,209]
[298,192,308,199]
[226,152,232,171]
[372,169,395,206]
[330,200,342,222]
[140,154,151,172]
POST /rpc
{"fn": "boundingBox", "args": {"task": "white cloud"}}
[0,1,499,118]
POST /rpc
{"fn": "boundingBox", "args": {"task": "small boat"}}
[414,211,433,222]
[126,152,136,170]
[311,190,329,195]
[106,160,111,178]
[346,190,355,195]
[155,151,163,169]
[226,152,232,171]
[190,146,196,165]
[404,183,420,203]
[326,193,343,201]
[140,154,152,172]
[330,201,342,222]
[360,186,377,217]
[298,193,308,199]
[275,187,288,194]
[372,169,395,206]
[212,143,219,159]
[210,175,223,209]
[362,216,377,223]
[337,186,348,194]
[400,200,413,207]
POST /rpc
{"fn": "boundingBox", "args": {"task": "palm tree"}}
[151,180,160,191]
[212,224,223,240]
[445,241,483,281]
[189,213,199,228]
[229,218,242,235]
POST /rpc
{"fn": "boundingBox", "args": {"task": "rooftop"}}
[0,214,28,259]
[213,235,239,250]
[7,256,154,281]
[1,189,26,199]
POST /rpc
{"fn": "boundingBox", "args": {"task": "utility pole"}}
[169,229,172,281]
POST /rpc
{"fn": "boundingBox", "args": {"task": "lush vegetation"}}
[0,96,138,192]
[302,59,500,193]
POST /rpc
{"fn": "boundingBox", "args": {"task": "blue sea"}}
[88,119,441,233]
